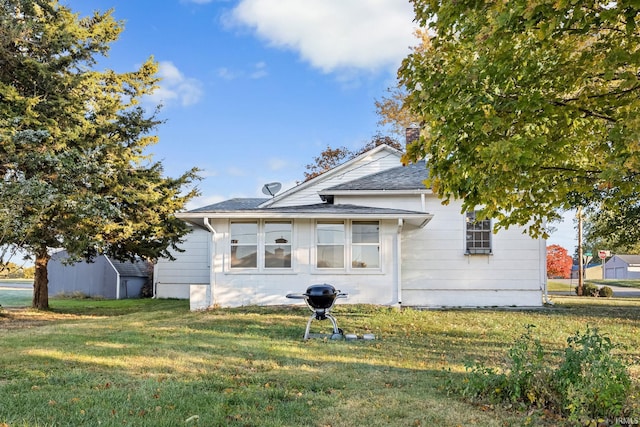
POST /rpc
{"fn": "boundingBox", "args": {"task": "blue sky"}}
[61,0,576,252]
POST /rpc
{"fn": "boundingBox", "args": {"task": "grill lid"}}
[304,283,338,309]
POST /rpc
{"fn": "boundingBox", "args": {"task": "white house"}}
[604,255,640,279]
[154,144,547,309]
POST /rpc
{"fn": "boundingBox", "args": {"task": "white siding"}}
[269,149,403,207]
[153,227,211,299]
[398,197,544,307]
[208,218,400,307]
[335,193,545,306]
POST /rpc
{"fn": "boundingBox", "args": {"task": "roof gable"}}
[321,160,429,193]
[261,145,404,208]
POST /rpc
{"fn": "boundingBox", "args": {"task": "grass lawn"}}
[588,279,640,289]
[1,297,639,426]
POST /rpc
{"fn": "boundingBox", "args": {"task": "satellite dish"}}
[261,182,282,197]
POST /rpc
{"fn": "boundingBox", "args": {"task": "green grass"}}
[1,297,639,426]
[588,279,640,289]
[547,280,574,292]
[0,289,32,307]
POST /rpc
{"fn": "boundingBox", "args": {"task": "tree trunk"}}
[32,249,50,310]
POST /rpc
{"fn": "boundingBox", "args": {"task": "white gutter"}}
[204,217,217,308]
[397,218,404,307]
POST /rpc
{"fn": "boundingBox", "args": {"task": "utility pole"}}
[577,207,583,296]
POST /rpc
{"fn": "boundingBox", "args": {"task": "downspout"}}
[541,235,552,305]
[203,218,217,308]
[397,218,404,308]
[104,256,120,300]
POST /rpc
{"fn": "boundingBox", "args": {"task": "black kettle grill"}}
[286,283,348,339]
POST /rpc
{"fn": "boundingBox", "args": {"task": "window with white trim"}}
[316,220,380,269]
[230,221,292,269]
[351,221,380,268]
[264,221,292,268]
[465,211,492,254]
[316,222,345,268]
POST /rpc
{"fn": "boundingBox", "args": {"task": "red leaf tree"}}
[546,245,573,279]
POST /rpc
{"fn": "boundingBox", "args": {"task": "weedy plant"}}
[554,326,631,421]
[450,325,633,423]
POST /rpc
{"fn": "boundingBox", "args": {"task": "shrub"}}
[450,325,632,423]
[598,286,613,298]
[553,326,631,421]
[575,282,599,296]
[456,325,553,408]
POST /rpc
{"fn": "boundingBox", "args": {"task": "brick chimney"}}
[405,127,420,146]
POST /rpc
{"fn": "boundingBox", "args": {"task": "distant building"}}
[604,255,640,279]
[48,250,151,299]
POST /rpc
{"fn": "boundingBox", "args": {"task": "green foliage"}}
[458,325,551,407]
[451,325,633,422]
[0,262,32,279]
[574,283,614,298]
[598,286,614,298]
[400,1,640,237]
[0,1,200,308]
[576,283,600,297]
[583,205,640,256]
[554,326,631,421]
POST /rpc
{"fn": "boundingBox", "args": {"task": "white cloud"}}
[148,61,204,107]
[229,0,417,74]
[217,67,237,80]
[250,61,268,79]
[267,157,287,171]
[216,62,267,80]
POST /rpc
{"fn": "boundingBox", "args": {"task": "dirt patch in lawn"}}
[0,307,100,330]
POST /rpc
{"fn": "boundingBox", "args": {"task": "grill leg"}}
[303,313,315,340]
[302,312,343,339]
[325,314,341,335]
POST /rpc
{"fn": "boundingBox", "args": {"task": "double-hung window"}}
[316,222,345,268]
[230,221,292,269]
[465,211,492,254]
[230,222,258,268]
[264,221,292,268]
[351,221,380,268]
[316,220,380,270]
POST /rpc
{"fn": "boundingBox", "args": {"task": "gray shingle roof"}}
[110,259,150,278]
[188,201,425,216]
[189,198,269,212]
[323,160,429,192]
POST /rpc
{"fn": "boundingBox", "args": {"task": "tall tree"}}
[0,0,199,309]
[399,1,640,237]
[583,204,640,256]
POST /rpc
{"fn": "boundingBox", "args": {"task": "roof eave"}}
[318,189,433,197]
[177,211,434,228]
